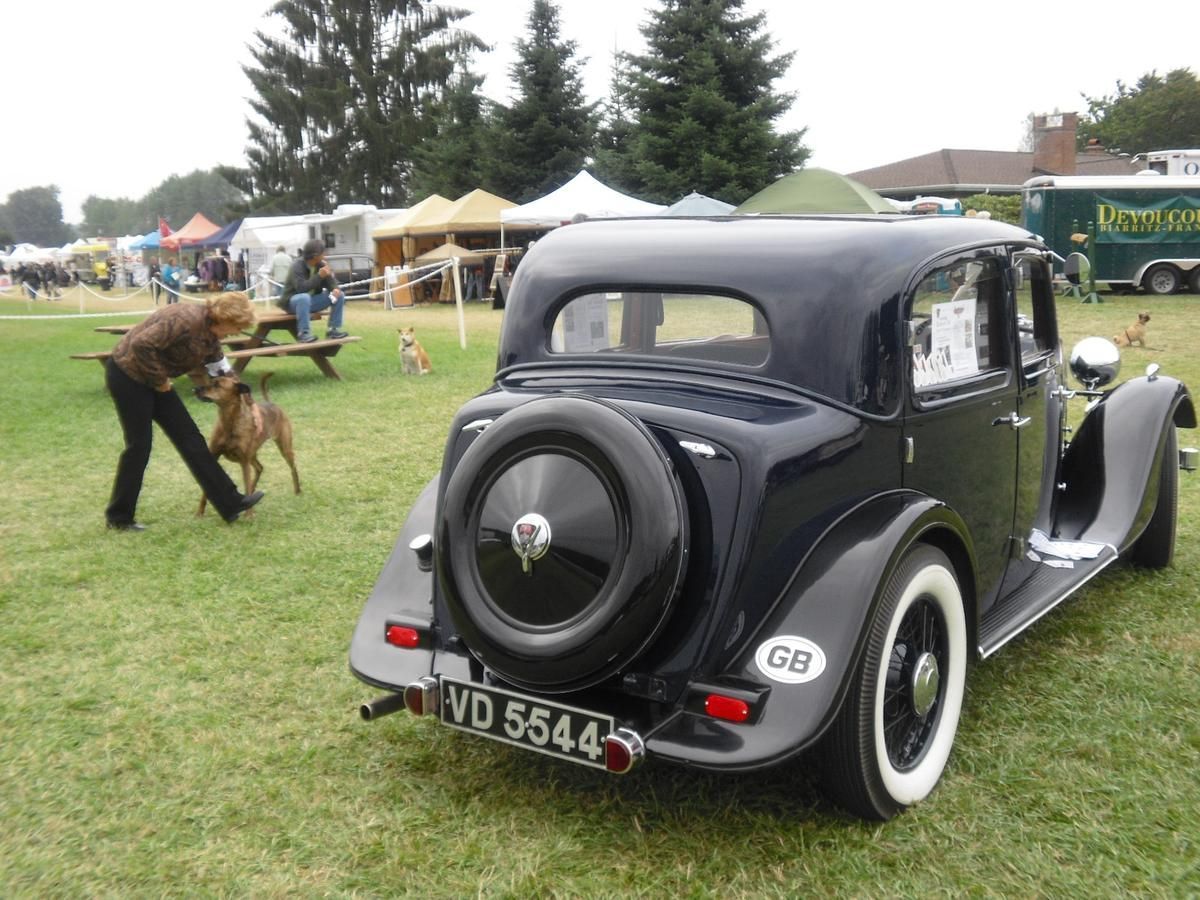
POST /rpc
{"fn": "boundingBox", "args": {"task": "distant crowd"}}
[1,260,74,300]
[0,248,249,301]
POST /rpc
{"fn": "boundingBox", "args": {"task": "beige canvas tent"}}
[414,242,486,265]
[372,195,453,268]
[406,189,520,237]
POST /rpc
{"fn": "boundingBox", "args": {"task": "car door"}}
[993,250,1063,601]
[902,250,1019,604]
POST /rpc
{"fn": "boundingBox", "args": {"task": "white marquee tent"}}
[499,171,666,228]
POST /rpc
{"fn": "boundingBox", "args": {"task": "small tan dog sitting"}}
[193,372,300,516]
[398,327,432,375]
[1114,311,1151,348]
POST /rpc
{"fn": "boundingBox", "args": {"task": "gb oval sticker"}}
[755,635,827,684]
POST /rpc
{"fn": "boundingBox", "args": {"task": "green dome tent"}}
[735,168,896,215]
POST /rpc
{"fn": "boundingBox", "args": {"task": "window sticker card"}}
[561,294,611,352]
[930,298,978,378]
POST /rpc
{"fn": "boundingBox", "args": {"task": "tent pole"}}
[452,256,467,350]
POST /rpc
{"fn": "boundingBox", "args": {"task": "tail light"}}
[704,693,751,723]
[385,625,421,648]
[604,728,645,774]
[404,676,439,716]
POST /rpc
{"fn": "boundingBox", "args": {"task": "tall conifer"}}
[595,0,808,204]
[487,0,597,203]
[243,0,484,211]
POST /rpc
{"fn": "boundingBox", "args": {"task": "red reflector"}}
[385,625,420,649]
[605,738,633,773]
[704,693,750,723]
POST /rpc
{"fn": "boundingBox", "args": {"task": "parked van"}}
[1022,174,1200,294]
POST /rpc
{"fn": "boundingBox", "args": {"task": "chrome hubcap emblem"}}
[510,513,552,574]
[910,651,940,718]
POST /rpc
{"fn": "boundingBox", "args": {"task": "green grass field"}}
[1,284,1198,897]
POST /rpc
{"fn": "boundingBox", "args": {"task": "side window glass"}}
[550,292,769,366]
[1013,255,1056,363]
[910,257,1006,391]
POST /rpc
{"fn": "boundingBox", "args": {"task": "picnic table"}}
[71,311,362,381]
[230,312,361,381]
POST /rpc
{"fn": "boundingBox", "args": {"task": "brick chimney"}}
[1032,112,1078,174]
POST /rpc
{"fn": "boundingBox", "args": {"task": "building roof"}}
[849,148,1141,197]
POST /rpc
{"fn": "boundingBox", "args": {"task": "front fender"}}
[1056,375,1194,548]
[646,491,974,770]
[349,476,440,691]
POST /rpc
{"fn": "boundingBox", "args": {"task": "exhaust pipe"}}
[360,692,407,721]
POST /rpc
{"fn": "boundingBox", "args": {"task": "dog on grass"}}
[193,372,300,516]
[1113,311,1151,348]
[398,327,432,375]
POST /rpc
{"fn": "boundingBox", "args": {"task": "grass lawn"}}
[1,284,1198,897]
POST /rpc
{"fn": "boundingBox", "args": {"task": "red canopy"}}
[160,213,222,250]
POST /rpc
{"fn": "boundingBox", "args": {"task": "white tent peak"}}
[500,171,666,226]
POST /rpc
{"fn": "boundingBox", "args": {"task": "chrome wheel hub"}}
[910,651,940,718]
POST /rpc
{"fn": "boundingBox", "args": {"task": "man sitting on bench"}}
[277,239,350,343]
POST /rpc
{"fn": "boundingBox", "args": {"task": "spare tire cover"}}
[438,395,688,692]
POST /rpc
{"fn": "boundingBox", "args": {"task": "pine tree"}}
[487,0,597,203]
[597,0,808,205]
[409,66,492,200]
[592,55,641,192]
[243,0,485,212]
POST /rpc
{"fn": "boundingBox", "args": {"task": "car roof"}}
[499,215,1042,415]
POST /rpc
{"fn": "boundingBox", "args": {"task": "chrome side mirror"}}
[1069,337,1121,390]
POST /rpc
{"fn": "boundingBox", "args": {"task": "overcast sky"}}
[4,0,1195,228]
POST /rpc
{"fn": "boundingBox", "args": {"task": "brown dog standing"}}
[194,372,300,516]
[1114,311,1150,347]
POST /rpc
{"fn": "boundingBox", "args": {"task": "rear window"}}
[550,292,769,368]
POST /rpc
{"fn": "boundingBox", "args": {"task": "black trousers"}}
[105,359,242,524]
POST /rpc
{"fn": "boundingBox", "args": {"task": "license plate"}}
[439,677,614,770]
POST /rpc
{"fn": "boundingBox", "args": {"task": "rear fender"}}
[1056,376,1194,548]
[647,491,975,770]
[349,477,440,691]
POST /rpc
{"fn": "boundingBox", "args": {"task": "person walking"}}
[104,291,264,530]
[269,245,292,299]
[148,257,163,304]
[276,239,348,343]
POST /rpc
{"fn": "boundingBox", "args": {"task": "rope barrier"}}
[1,260,464,319]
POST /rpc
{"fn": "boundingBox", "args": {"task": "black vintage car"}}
[350,215,1195,820]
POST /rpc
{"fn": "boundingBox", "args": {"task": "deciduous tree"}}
[2,186,71,246]
[1077,69,1200,155]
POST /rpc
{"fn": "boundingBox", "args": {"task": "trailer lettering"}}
[1093,195,1200,244]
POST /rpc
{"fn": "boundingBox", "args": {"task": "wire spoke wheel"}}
[882,597,947,769]
[818,544,966,820]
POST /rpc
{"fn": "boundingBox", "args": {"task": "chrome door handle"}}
[992,412,1031,430]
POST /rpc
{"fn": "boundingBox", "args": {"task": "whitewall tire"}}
[818,544,967,820]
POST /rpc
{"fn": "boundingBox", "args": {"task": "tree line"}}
[3,0,1197,245]
[238,0,809,212]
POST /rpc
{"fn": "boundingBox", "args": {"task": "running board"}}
[977,545,1119,657]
